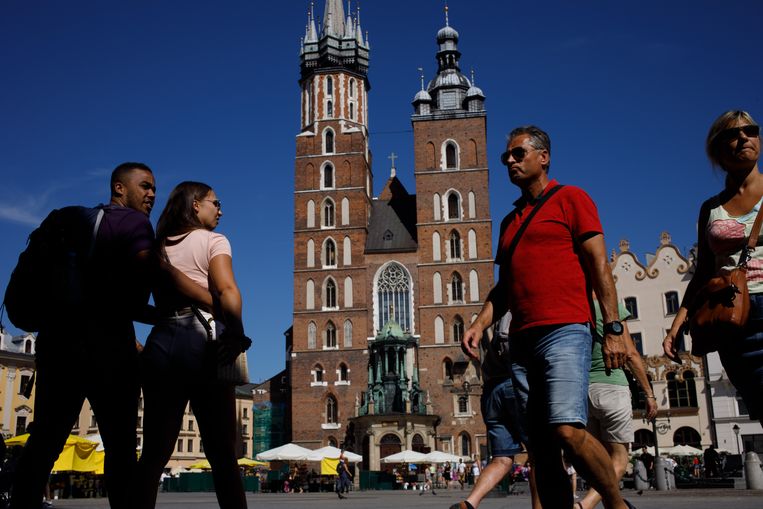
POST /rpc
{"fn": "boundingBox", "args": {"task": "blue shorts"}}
[510,323,592,428]
[719,293,763,420]
[481,377,527,457]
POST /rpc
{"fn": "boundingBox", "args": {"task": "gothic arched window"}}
[307,321,317,349]
[313,364,324,383]
[326,395,338,423]
[460,432,471,457]
[453,315,464,343]
[323,163,334,189]
[322,198,335,228]
[447,192,461,220]
[324,129,334,154]
[376,263,412,332]
[449,230,461,260]
[343,320,353,347]
[445,142,458,169]
[443,358,453,382]
[338,363,349,382]
[323,238,336,267]
[326,76,333,96]
[325,321,337,348]
[451,273,464,303]
[327,100,333,117]
[325,279,337,309]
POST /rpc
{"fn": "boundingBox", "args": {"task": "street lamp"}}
[733,424,741,455]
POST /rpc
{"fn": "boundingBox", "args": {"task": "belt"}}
[158,307,194,318]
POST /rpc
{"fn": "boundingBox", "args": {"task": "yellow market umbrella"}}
[188,459,212,469]
[238,458,268,467]
[6,434,99,473]
[321,457,340,476]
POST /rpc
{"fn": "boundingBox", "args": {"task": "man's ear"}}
[539,150,550,168]
[113,181,125,197]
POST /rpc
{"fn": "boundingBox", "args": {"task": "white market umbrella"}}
[306,446,363,463]
[380,450,428,464]
[85,434,105,452]
[255,443,314,461]
[664,444,703,456]
[423,451,463,463]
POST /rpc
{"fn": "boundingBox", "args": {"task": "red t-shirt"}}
[495,180,603,333]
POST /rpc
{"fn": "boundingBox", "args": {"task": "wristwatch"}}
[603,321,624,336]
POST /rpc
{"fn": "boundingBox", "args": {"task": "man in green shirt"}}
[576,300,657,509]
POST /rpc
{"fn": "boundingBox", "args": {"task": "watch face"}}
[607,321,624,335]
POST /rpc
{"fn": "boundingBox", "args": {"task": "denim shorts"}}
[719,293,763,419]
[141,313,215,383]
[510,323,592,427]
[481,377,527,457]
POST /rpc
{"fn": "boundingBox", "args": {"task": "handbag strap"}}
[739,201,763,267]
[501,184,564,267]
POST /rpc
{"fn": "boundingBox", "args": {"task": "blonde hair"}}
[706,110,759,168]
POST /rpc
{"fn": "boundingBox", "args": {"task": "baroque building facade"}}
[285,1,493,469]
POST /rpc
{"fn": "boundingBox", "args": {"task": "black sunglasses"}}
[204,199,222,209]
[500,146,540,166]
[717,124,760,142]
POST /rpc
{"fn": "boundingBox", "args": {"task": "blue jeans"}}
[481,377,527,457]
[719,293,763,420]
[510,323,592,432]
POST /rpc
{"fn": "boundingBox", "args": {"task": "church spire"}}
[323,0,345,37]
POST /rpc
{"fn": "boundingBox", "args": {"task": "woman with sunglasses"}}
[135,181,249,509]
[664,110,763,427]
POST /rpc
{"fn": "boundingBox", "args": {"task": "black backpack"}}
[3,205,105,332]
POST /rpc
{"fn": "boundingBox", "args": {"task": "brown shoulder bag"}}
[688,204,763,356]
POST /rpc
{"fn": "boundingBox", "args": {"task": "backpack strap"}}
[87,208,105,259]
[501,184,565,268]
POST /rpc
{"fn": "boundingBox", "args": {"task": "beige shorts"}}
[586,383,633,444]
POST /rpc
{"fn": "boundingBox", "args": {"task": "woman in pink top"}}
[135,181,249,509]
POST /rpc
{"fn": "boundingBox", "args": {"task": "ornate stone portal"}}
[347,319,439,471]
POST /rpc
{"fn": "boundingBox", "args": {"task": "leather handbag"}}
[191,305,251,386]
[688,204,763,356]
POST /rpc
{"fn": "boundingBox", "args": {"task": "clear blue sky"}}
[2,1,762,382]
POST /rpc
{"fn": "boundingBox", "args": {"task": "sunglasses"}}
[500,146,540,166]
[717,124,760,142]
[204,199,222,209]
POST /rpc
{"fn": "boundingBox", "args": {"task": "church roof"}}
[365,188,417,253]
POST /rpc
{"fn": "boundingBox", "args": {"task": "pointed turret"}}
[322,0,345,37]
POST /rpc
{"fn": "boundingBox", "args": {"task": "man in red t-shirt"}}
[462,126,634,509]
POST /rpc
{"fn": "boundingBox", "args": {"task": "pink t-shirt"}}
[165,229,232,290]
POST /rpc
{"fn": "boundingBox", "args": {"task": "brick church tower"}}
[410,8,494,457]
[282,2,494,464]
[291,0,373,448]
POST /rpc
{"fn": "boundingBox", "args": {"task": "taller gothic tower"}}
[291,0,373,448]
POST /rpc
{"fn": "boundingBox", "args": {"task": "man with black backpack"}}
[461,126,636,509]
[9,162,157,509]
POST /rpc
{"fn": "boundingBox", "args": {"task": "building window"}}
[630,373,652,411]
[339,363,349,382]
[323,163,334,189]
[90,414,97,428]
[324,129,334,154]
[188,420,194,431]
[411,434,426,453]
[459,432,471,457]
[672,427,701,448]
[444,359,453,382]
[433,193,441,221]
[326,395,338,424]
[325,321,337,348]
[324,239,337,267]
[343,320,353,347]
[18,374,31,395]
[243,424,248,435]
[457,395,469,414]
[243,408,248,419]
[313,364,324,383]
[447,192,461,220]
[667,370,698,408]
[15,416,27,435]
[434,316,445,343]
[453,315,464,343]
[445,142,458,169]
[308,321,317,349]
[325,279,337,309]
[432,231,442,261]
[349,102,355,120]
[307,200,316,228]
[242,442,248,455]
[451,273,464,303]
[306,280,315,310]
[25,340,32,354]
[177,439,184,453]
[633,428,654,449]
[200,440,204,453]
[187,439,194,453]
[376,263,412,332]
[624,297,639,319]
[322,199,335,228]
[349,78,355,97]
[326,76,333,96]
[631,332,644,355]
[449,230,461,260]
[665,291,680,315]
[327,100,333,117]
